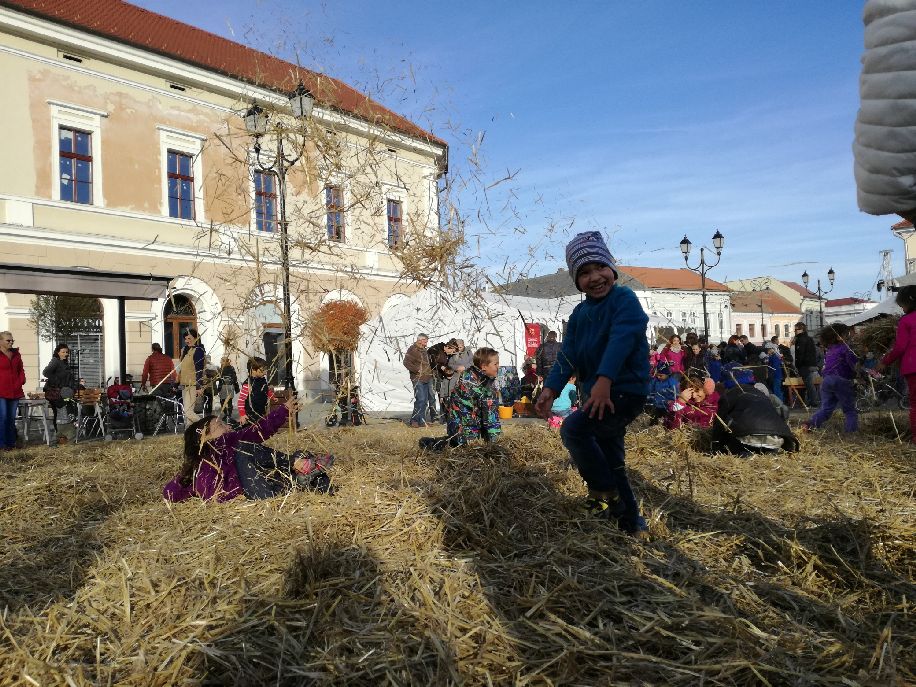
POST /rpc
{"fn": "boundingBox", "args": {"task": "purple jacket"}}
[882,311,916,376]
[162,405,290,503]
[822,343,858,380]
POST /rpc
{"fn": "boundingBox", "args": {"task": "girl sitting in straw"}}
[163,396,333,502]
[665,377,719,430]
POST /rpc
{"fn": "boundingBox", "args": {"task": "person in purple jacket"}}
[163,397,332,502]
[804,323,858,433]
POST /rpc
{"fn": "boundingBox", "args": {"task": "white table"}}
[17,399,53,446]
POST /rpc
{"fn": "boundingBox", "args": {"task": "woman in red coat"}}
[0,331,26,450]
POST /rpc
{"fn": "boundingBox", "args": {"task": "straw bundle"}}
[0,415,912,685]
[854,316,899,355]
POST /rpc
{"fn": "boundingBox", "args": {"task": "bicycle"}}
[854,369,910,412]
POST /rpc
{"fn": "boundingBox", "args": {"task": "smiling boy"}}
[535,231,650,535]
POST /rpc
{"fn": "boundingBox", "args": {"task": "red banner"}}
[525,323,541,358]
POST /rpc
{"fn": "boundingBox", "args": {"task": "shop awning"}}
[0,264,172,300]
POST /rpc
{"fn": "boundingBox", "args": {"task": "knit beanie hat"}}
[565,231,618,290]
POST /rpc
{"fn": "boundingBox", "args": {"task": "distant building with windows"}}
[728,290,800,345]
[497,265,732,343]
[726,277,822,330]
[0,0,446,396]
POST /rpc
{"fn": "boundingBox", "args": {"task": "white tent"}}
[843,298,902,326]
[357,289,578,412]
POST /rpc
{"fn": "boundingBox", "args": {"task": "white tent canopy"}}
[843,298,902,326]
[357,289,578,412]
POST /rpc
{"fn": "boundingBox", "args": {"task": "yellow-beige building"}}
[0,0,447,397]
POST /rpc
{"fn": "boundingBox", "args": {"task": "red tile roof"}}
[729,289,800,314]
[781,281,820,299]
[1,0,446,148]
[826,297,871,307]
[616,266,729,292]
[892,218,914,230]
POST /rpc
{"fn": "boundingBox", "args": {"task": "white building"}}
[497,265,732,343]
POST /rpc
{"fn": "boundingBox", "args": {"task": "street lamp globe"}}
[289,82,314,119]
[679,235,692,259]
[712,229,724,253]
[827,267,836,285]
[801,270,810,288]
[243,103,268,135]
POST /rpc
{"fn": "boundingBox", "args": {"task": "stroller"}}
[325,382,367,427]
[104,378,142,440]
[855,368,910,412]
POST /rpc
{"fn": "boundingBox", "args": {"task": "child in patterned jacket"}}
[419,347,501,451]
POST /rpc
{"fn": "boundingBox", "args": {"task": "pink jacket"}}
[882,311,916,376]
[659,346,686,374]
[665,391,720,430]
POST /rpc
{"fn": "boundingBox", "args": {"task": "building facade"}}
[497,265,732,343]
[728,290,800,345]
[0,0,446,396]
[726,276,822,330]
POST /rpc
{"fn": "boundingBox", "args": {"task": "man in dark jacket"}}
[793,322,820,407]
[535,331,561,377]
[712,384,799,456]
[403,334,433,428]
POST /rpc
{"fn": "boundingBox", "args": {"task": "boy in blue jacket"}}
[535,231,650,535]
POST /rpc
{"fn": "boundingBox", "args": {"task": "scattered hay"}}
[0,416,912,685]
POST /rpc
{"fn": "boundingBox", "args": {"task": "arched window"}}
[163,294,197,358]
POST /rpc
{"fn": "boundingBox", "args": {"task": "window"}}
[254,171,277,232]
[59,127,93,204]
[718,312,724,332]
[665,311,672,320]
[736,323,743,336]
[784,323,790,338]
[749,323,756,337]
[689,312,697,324]
[680,311,687,323]
[387,199,402,248]
[325,185,344,242]
[762,324,768,338]
[167,151,195,219]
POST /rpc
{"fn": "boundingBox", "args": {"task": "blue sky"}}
[136,0,891,298]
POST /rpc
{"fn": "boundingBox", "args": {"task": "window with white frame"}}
[326,185,345,242]
[253,170,278,232]
[58,127,93,204]
[749,323,756,337]
[718,312,724,332]
[784,323,790,338]
[736,323,743,336]
[49,100,107,206]
[387,198,403,248]
[158,126,205,221]
[762,323,768,339]
[167,151,195,219]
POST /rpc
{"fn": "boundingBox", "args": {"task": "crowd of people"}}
[396,233,916,539]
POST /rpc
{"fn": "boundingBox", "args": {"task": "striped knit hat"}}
[565,231,618,290]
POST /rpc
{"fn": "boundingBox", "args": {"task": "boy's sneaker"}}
[582,494,625,520]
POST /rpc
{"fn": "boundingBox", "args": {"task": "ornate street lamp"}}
[801,268,835,329]
[680,230,725,339]
[243,82,315,411]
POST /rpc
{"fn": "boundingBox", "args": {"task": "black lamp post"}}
[680,229,725,340]
[243,82,314,404]
[801,267,835,330]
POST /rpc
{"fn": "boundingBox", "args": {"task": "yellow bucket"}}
[498,405,514,420]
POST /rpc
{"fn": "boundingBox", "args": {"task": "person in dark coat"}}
[793,322,820,407]
[43,343,75,431]
[712,384,799,456]
[535,331,562,377]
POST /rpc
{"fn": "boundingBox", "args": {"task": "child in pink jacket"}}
[878,286,916,442]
